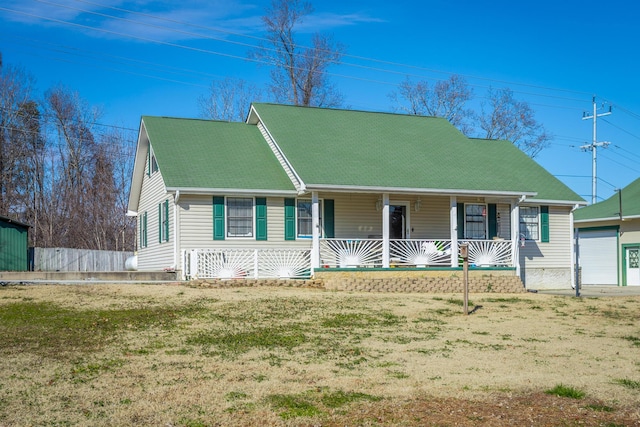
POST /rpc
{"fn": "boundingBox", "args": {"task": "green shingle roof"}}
[253,104,583,202]
[139,105,584,203]
[142,116,295,192]
[574,177,640,221]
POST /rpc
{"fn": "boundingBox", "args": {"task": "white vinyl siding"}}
[497,204,511,239]
[177,195,309,250]
[519,205,572,268]
[137,160,174,270]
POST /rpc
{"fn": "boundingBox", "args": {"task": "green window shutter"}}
[213,196,225,240]
[143,212,147,247]
[323,199,335,238]
[158,203,163,243]
[284,198,296,240]
[139,213,144,248]
[457,203,465,239]
[164,199,170,242]
[255,197,267,241]
[147,146,151,177]
[540,205,550,243]
[488,204,497,239]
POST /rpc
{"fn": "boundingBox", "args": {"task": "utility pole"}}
[581,96,611,204]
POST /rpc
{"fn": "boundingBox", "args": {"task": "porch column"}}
[311,191,320,271]
[510,200,521,275]
[382,193,390,268]
[450,196,458,267]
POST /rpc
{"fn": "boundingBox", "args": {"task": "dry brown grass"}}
[1,283,639,426]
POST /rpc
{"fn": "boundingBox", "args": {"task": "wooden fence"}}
[30,248,134,272]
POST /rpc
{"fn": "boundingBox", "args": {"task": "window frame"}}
[226,197,254,238]
[464,203,487,239]
[519,205,540,241]
[159,199,169,243]
[139,211,148,248]
[296,198,323,238]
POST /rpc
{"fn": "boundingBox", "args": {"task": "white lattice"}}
[390,239,452,266]
[463,240,512,266]
[257,250,311,278]
[320,239,382,268]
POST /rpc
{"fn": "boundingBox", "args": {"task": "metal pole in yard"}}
[460,243,469,315]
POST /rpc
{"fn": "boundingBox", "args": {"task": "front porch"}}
[183,238,518,280]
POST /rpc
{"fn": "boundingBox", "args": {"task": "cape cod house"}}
[574,177,640,286]
[127,103,585,289]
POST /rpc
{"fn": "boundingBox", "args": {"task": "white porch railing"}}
[183,239,515,279]
[320,238,514,268]
[319,239,383,268]
[390,239,453,267]
[460,239,513,267]
[183,249,311,280]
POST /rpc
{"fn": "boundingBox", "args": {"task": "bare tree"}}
[390,75,474,134]
[390,75,551,157]
[198,77,262,122]
[251,0,344,107]
[478,87,551,158]
[0,59,37,214]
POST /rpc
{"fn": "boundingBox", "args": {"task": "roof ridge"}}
[252,102,448,120]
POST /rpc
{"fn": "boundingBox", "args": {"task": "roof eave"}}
[165,187,299,197]
[127,119,149,215]
[527,198,588,206]
[303,184,537,198]
[575,214,640,223]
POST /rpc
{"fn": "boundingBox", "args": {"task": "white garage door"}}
[578,229,618,285]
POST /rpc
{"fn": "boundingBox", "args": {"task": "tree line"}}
[0,53,135,251]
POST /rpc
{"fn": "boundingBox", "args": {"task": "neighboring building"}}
[0,215,30,272]
[574,177,640,286]
[127,103,585,289]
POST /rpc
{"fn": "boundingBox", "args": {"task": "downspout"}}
[512,195,526,279]
[174,190,181,279]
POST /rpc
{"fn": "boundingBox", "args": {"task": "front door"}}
[389,205,407,239]
[625,246,640,286]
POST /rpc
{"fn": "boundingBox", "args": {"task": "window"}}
[297,199,322,238]
[465,204,486,239]
[159,200,169,243]
[139,211,147,248]
[147,148,159,176]
[227,197,253,237]
[519,206,539,240]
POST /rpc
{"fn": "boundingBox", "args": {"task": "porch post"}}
[382,193,390,268]
[450,196,458,267]
[311,191,320,271]
[510,200,521,275]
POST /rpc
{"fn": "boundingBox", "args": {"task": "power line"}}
[1,1,600,106]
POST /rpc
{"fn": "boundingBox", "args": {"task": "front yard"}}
[1,283,639,426]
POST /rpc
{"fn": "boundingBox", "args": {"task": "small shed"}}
[0,215,30,271]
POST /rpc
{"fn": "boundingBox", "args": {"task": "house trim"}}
[304,185,537,198]
[621,243,640,287]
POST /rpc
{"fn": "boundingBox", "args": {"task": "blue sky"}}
[1,0,639,203]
